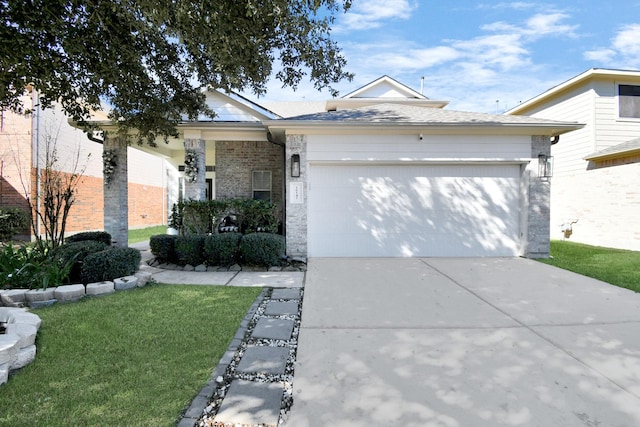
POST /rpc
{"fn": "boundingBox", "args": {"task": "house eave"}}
[265,120,583,136]
[507,68,640,115]
[584,148,640,161]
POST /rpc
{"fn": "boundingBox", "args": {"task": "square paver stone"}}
[252,318,294,340]
[271,288,302,300]
[214,380,283,427]
[237,346,289,375]
[264,301,299,316]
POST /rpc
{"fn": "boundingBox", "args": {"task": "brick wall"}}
[215,140,284,219]
[30,169,165,236]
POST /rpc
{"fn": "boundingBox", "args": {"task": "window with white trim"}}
[252,170,271,201]
[618,84,640,118]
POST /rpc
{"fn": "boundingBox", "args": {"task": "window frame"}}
[616,82,640,121]
[252,170,272,202]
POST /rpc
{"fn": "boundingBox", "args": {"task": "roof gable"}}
[197,90,279,122]
[343,75,426,100]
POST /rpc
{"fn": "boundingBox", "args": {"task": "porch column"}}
[285,134,307,258]
[524,135,551,258]
[183,138,206,201]
[103,135,128,247]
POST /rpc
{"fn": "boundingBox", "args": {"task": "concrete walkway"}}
[286,258,640,427]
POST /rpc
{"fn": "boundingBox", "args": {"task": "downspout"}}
[267,130,286,238]
[32,89,41,240]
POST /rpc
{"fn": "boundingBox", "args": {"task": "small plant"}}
[204,233,242,266]
[240,233,285,267]
[0,207,30,241]
[168,203,183,233]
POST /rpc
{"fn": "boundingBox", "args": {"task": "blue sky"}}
[254,0,640,114]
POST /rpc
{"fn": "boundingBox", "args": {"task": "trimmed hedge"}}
[149,234,177,263]
[174,235,206,266]
[204,233,242,266]
[50,240,109,283]
[81,247,141,284]
[240,233,285,267]
[66,231,112,245]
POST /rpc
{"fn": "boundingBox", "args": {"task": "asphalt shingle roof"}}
[284,103,577,126]
[585,137,640,159]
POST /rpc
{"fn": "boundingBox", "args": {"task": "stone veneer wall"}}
[524,135,552,258]
[284,135,307,258]
[215,140,284,220]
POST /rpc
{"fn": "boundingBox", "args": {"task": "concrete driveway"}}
[286,258,640,427]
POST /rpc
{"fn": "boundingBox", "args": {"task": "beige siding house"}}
[507,68,640,251]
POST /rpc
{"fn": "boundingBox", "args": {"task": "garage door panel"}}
[309,165,521,257]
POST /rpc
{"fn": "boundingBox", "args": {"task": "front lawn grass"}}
[539,240,640,293]
[0,284,261,426]
[128,225,167,244]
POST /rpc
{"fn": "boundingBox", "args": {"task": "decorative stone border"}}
[0,307,40,385]
[0,270,153,387]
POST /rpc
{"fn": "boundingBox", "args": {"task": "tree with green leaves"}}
[0,0,352,144]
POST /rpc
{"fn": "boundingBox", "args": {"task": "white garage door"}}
[308,164,521,257]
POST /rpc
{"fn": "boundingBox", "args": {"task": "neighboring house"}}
[94,76,581,258]
[507,68,640,251]
[0,90,172,241]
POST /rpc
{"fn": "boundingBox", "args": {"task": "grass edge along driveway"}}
[0,284,261,427]
[539,240,640,293]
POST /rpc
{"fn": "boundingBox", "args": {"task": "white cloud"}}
[583,23,640,68]
[583,48,616,63]
[612,23,640,56]
[339,0,417,31]
[482,13,577,39]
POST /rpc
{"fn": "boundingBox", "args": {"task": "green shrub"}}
[66,231,112,245]
[172,198,281,236]
[149,234,178,263]
[0,208,30,241]
[0,243,44,289]
[81,247,141,283]
[240,233,285,267]
[174,235,206,266]
[0,242,74,290]
[51,241,109,283]
[204,233,242,266]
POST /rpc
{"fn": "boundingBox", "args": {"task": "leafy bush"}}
[0,242,74,290]
[204,233,242,266]
[81,247,141,284]
[171,198,280,236]
[174,235,206,266]
[0,208,30,241]
[149,234,177,263]
[66,231,112,245]
[51,240,109,283]
[0,243,43,289]
[240,233,285,267]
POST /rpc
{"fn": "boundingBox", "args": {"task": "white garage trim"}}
[308,163,522,257]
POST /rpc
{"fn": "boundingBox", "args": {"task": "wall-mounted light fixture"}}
[538,154,553,178]
[291,154,301,178]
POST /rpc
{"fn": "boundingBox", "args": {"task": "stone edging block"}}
[54,284,85,302]
[114,276,138,290]
[0,307,42,386]
[86,281,115,296]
